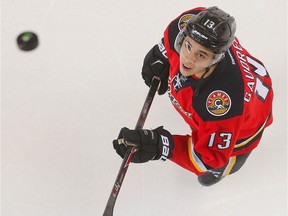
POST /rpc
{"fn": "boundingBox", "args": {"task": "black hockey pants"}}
[198,152,251,186]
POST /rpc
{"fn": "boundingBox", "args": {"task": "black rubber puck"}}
[17,32,39,51]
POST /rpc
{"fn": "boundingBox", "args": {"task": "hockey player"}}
[113,6,273,186]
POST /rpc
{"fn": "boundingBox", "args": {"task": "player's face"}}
[179,37,216,77]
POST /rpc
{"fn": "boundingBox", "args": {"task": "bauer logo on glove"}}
[113,127,175,163]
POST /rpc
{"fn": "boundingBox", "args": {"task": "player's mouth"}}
[180,63,194,76]
[183,63,191,69]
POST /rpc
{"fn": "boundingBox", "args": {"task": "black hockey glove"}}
[113,126,174,163]
[141,39,170,95]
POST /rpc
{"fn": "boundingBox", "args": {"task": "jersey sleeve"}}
[170,115,243,176]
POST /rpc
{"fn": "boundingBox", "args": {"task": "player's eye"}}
[185,40,192,53]
[197,53,206,59]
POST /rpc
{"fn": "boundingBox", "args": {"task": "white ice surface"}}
[1,0,287,215]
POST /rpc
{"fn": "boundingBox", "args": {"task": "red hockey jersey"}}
[162,7,273,175]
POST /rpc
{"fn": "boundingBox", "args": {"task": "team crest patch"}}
[178,14,192,30]
[206,90,231,116]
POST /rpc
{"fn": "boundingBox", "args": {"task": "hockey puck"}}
[17,31,39,51]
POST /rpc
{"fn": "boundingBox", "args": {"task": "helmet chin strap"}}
[200,66,212,79]
[201,53,225,79]
[194,64,216,97]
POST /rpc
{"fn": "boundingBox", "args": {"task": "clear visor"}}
[181,39,223,68]
[174,31,224,68]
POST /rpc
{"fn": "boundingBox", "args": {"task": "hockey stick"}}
[103,76,161,216]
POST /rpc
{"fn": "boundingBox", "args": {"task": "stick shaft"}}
[103,77,160,216]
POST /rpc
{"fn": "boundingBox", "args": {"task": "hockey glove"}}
[141,39,170,95]
[113,126,174,163]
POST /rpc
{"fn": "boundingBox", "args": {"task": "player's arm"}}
[170,117,241,176]
[112,118,237,174]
